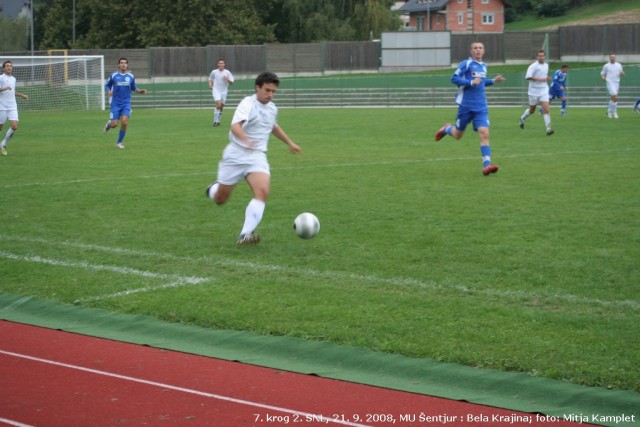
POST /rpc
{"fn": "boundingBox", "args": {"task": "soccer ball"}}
[293,212,320,239]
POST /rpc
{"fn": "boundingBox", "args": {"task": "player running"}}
[549,64,569,116]
[103,58,147,149]
[434,42,505,176]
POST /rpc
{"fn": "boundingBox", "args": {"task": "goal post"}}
[2,55,105,111]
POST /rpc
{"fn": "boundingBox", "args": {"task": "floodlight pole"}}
[30,0,34,54]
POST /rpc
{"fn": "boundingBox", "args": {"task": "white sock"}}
[206,183,219,201]
[214,109,220,122]
[612,101,618,113]
[2,128,15,145]
[240,198,265,235]
[543,113,551,129]
[521,109,531,121]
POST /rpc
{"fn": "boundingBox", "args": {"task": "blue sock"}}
[117,130,126,143]
[445,125,453,136]
[480,145,491,168]
[562,100,567,109]
[635,99,640,108]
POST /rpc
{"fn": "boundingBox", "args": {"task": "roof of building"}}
[398,0,450,14]
[398,0,510,14]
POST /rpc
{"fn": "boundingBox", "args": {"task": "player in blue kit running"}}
[434,42,505,176]
[104,58,147,149]
[549,65,569,116]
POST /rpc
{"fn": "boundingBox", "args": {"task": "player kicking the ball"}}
[434,42,505,176]
[205,72,302,246]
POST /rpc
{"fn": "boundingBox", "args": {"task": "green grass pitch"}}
[1,106,638,391]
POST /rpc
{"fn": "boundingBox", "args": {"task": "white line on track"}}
[2,234,638,311]
[0,250,210,303]
[0,417,34,427]
[0,349,371,427]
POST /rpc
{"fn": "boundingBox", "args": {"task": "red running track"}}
[0,321,594,427]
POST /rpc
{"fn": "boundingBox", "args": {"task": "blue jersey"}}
[105,71,138,106]
[451,58,495,111]
[451,58,493,131]
[550,70,567,91]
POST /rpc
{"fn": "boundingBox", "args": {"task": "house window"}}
[436,15,441,25]
[482,13,494,24]
[458,13,464,25]
[458,0,463,4]
[482,0,490,4]
[417,16,425,31]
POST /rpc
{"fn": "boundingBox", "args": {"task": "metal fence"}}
[5,24,638,80]
[131,66,640,110]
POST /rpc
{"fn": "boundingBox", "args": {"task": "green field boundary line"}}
[1,293,638,426]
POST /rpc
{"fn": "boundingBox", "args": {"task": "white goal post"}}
[1,55,105,111]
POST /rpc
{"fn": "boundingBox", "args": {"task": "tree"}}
[275,0,400,42]
[0,17,29,52]
[38,0,276,49]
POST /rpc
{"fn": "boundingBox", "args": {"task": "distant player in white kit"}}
[601,53,624,119]
[208,58,234,127]
[519,50,553,136]
[0,60,29,156]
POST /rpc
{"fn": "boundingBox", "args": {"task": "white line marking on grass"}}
[2,235,638,311]
[0,148,636,189]
[0,350,371,427]
[0,250,210,303]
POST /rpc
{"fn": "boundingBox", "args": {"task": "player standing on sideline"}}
[208,58,234,127]
[434,42,505,176]
[103,58,147,149]
[0,60,29,156]
[601,53,624,119]
[549,64,569,116]
[205,72,302,245]
[519,50,553,136]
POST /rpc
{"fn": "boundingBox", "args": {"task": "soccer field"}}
[1,106,638,393]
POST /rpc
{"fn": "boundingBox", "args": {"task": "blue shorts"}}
[455,107,490,132]
[549,87,565,100]
[109,103,132,120]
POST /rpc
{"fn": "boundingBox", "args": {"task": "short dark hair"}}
[118,57,128,64]
[255,71,279,88]
[2,60,12,70]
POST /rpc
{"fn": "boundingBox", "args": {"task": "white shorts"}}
[0,109,19,124]
[213,90,228,104]
[216,143,270,185]
[528,93,550,106]
[606,82,619,97]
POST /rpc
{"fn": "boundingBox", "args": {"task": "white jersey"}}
[601,62,623,83]
[525,61,549,97]
[229,94,278,152]
[0,73,18,111]
[209,69,234,94]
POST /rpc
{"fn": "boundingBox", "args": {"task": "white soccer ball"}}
[293,212,320,239]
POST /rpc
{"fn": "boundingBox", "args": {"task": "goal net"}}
[3,55,105,111]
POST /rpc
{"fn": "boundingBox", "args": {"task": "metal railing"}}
[132,86,639,109]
